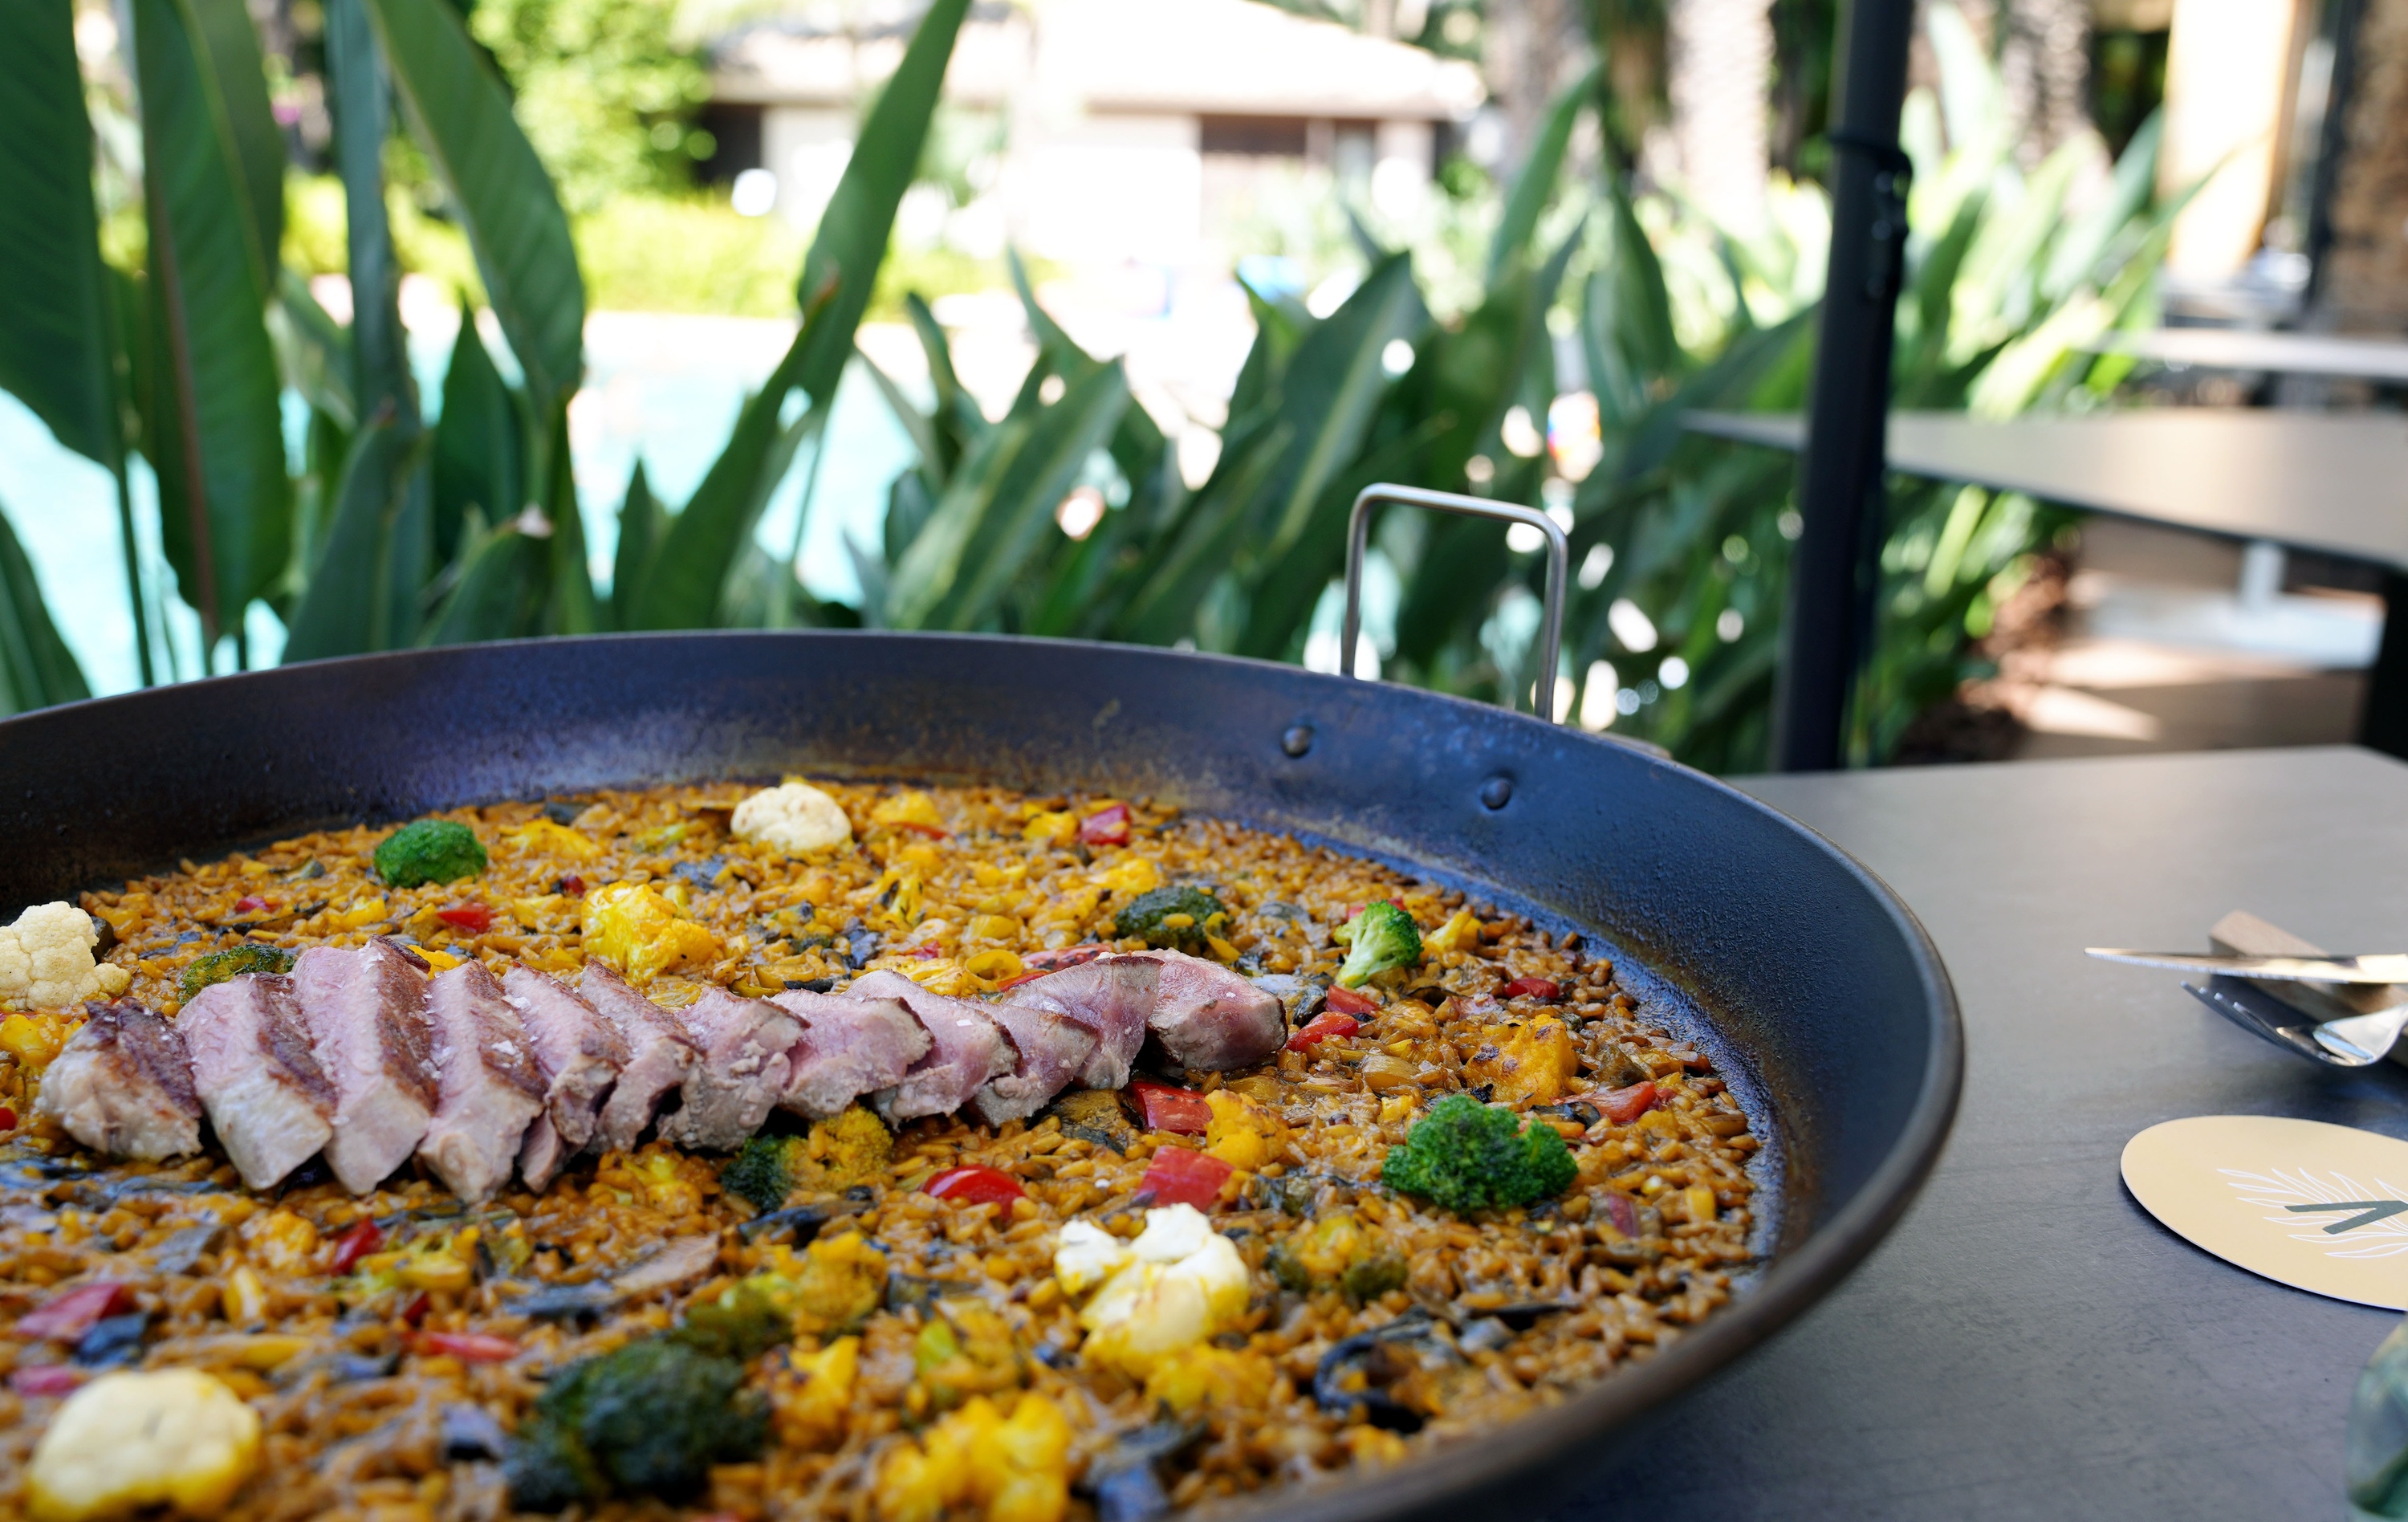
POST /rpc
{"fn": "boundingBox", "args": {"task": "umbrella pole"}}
[1771,0,1915,771]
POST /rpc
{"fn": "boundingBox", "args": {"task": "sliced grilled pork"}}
[179,974,335,1188]
[1007,956,1157,1089]
[1137,950,1285,1069]
[971,1002,1097,1124]
[35,1000,201,1161]
[416,962,544,1201]
[504,967,627,1189]
[293,941,437,1194]
[850,971,1016,1121]
[660,990,801,1150]
[579,963,698,1152]
[768,988,930,1118]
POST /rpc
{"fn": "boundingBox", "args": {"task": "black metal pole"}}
[1770,0,1915,771]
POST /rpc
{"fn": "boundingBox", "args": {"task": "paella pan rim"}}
[0,629,1963,1520]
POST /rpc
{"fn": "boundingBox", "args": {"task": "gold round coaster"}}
[2123,1114,2408,1310]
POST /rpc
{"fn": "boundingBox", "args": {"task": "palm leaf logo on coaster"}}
[2124,1115,2408,1308]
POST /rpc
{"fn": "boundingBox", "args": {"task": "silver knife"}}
[2087,949,2408,984]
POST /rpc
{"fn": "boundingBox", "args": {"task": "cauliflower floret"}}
[1050,1222,1130,1296]
[1054,1204,1250,1377]
[28,1369,262,1522]
[0,903,126,1011]
[733,783,853,856]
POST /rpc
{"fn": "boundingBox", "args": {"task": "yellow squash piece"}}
[580,881,720,985]
[871,790,947,835]
[873,1393,1073,1522]
[1424,907,1483,956]
[1463,1017,1580,1107]
[28,1369,262,1522]
[771,1336,859,1450]
[1202,1089,1287,1171]
[502,818,602,861]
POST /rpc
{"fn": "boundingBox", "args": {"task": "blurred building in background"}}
[704,0,1482,270]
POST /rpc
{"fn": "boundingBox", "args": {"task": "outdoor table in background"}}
[2085,328,2408,385]
[1685,409,2408,755]
[1564,745,2408,1520]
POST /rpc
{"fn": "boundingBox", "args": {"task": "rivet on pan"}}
[1281,725,1315,758]
[1480,775,1513,810]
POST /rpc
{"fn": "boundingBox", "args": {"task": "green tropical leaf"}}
[624,323,817,630]
[273,269,357,431]
[2040,110,2162,301]
[132,0,292,645]
[362,0,584,409]
[283,418,412,661]
[609,462,658,629]
[790,0,970,405]
[915,360,1130,631]
[422,520,543,646]
[1108,422,1291,647]
[326,0,416,430]
[0,497,92,714]
[536,401,597,634]
[184,0,283,281]
[1490,61,1597,276]
[0,0,121,471]
[431,304,524,566]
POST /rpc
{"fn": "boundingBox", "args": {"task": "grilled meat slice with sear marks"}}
[1136,950,1286,1069]
[767,989,931,1119]
[660,989,802,1150]
[851,971,1017,1121]
[1007,956,1157,1089]
[505,967,628,1189]
[972,1001,1098,1125]
[292,941,437,1194]
[35,999,201,1161]
[417,962,545,1202]
[579,962,699,1153]
[178,973,335,1188]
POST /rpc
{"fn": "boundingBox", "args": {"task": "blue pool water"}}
[0,311,913,695]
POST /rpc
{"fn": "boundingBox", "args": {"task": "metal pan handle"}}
[1341,484,1570,723]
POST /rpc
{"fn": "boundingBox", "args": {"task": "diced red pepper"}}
[0,1106,15,1132]
[401,1292,432,1328]
[905,945,942,959]
[1286,1012,1360,1052]
[558,875,587,897]
[925,1165,1025,1206]
[1499,976,1561,1000]
[330,1219,384,1275]
[417,1330,518,1362]
[1139,1146,1234,1207]
[1128,1080,1211,1134]
[234,895,268,914]
[1078,804,1130,846]
[436,904,494,933]
[1602,1192,1640,1238]
[15,1283,136,1342]
[1345,903,1366,921]
[1598,1081,1658,1125]
[1324,987,1378,1018]
[10,1365,81,1397]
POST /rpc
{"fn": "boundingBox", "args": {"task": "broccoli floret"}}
[373,819,487,888]
[1114,885,1228,951]
[1335,900,1422,988]
[177,944,295,1002]
[1379,1094,1576,1214]
[721,1135,806,1215]
[673,1276,796,1361]
[505,1338,767,1510]
[720,1108,893,1214]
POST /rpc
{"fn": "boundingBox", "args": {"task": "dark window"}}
[1199,115,1311,157]
[695,103,765,183]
